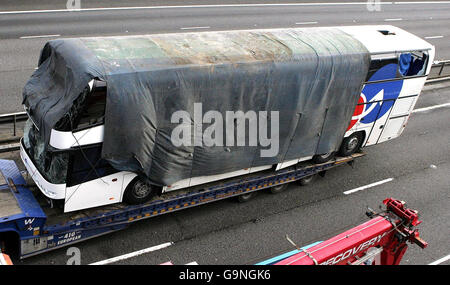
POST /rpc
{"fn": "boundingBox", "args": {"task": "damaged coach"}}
[20,25,434,212]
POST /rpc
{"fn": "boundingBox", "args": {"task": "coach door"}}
[377,96,416,143]
[364,99,396,146]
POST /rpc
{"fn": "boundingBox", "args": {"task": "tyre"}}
[339,132,363,157]
[236,192,255,203]
[123,177,157,205]
[312,152,335,164]
[298,174,316,186]
[269,183,288,194]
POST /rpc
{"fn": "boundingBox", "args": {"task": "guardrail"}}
[0,111,28,137]
[1,60,450,152]
[428,60,450,81]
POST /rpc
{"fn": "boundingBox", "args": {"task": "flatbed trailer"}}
[0,152,364,259]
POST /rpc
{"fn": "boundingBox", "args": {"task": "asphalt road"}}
[0,1,449,266]
[1,1,450,113]
[0,82,445,265]
[1,0,443,12]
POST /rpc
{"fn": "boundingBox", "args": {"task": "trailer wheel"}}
[236,192,255,203]
[269,183,288,194]
[298,174,316,186]
[124,178,157,205]
[339,132,363,157]
[312,152,335,164]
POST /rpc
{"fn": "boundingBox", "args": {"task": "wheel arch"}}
[120,172,139,202]
[344,130,367,149]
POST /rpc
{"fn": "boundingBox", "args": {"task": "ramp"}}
[0,165,22,219]
[0,159,45,223]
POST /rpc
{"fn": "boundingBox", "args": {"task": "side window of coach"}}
[67,145,117,187]
[75,82,107,131]
[366,56,399,82]
[398,51,428,77]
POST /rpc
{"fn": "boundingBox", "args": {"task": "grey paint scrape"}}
[22,27,370,186]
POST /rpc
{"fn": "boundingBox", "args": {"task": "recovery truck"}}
[257,198,427,265]
[0,153,363,259]
[159,198,428,265]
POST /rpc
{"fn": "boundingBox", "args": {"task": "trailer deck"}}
[0,152,365,259]
[0,174,21,219]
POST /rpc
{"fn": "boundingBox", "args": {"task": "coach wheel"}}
[236,192,255,203]
[269,183,288,194]
[312,152,335,164]
[124,178,157,205]
[339,132,363,157]
[298,174,316,186]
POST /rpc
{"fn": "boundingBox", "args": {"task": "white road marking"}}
[413,102,450,113]
[424,35,444,39]
[180,26,210,30]
[89,242,173,265]
[343,178,394,195]
[185,261,199,265]
[20,34,60,39]
[2,2,450,15]
[384,18,403,21]
[429,254,450,265]
[295,21,318,25]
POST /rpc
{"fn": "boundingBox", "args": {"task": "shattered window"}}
[366,57,398,82]
[398,51,428,77]
[75,81,106,130]
[54,81,106,132]
[24,119,69,184]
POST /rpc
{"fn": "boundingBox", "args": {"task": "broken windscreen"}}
[23,119,69,184]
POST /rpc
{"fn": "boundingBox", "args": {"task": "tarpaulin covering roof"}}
[23,27,370,186]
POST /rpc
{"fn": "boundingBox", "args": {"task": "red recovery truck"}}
[160,198,427,266]
[258,198,427,265]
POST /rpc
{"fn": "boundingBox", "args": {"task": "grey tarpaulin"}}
[22,27,370,186]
